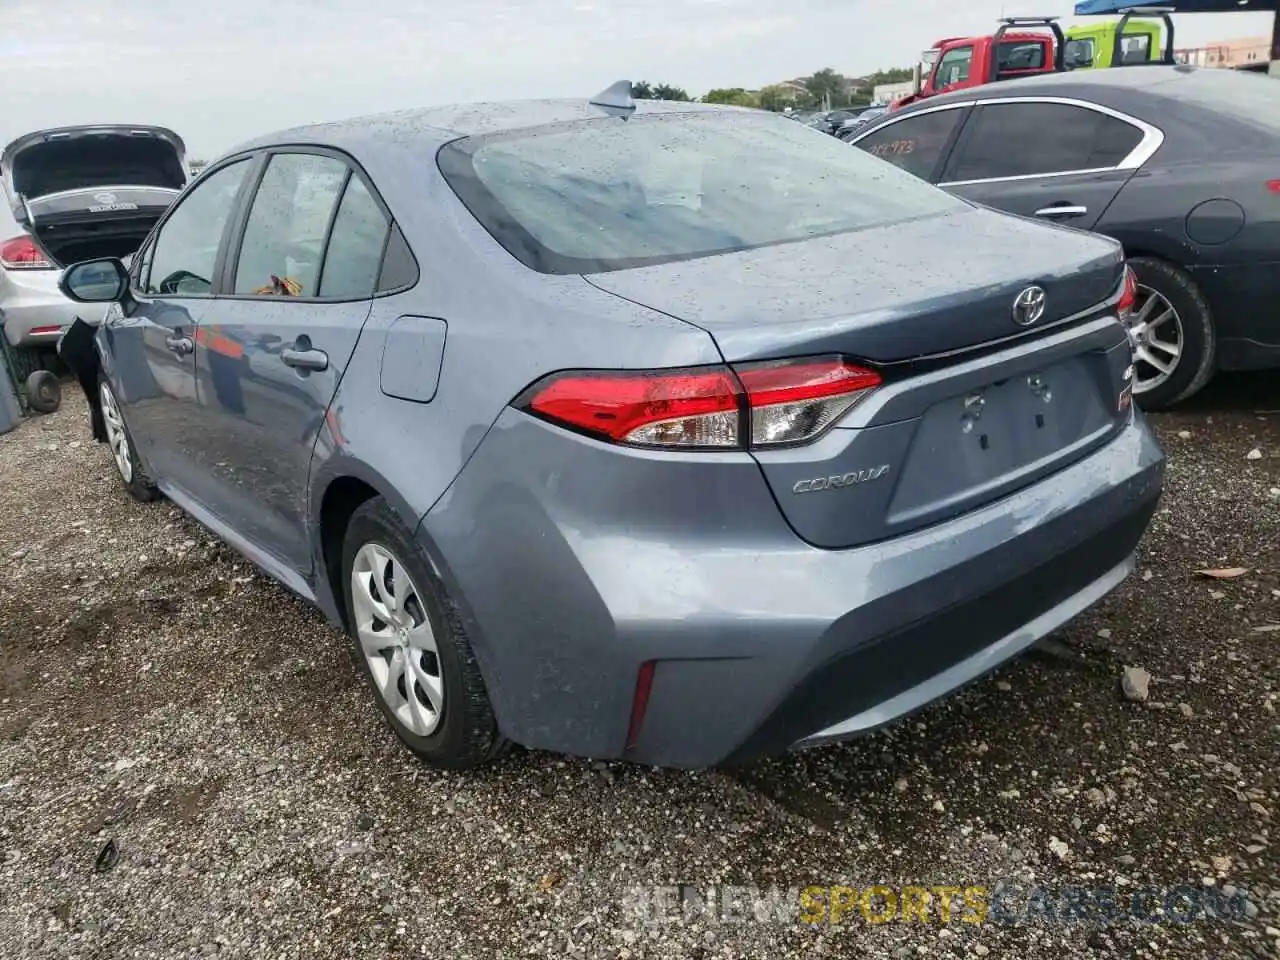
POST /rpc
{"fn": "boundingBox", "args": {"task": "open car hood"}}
[1,124,187,220]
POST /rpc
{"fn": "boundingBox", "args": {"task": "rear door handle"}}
[165,335,194,356]
[281,347,329,372]
[1033,204,1088,219]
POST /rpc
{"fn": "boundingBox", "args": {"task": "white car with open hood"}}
[0,124,187,348]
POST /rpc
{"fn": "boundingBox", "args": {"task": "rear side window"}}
[943,102,1145,182]
[437,112,964,274]
[318,175,390,298]
[853,108,968,181]
[233,153,348,296]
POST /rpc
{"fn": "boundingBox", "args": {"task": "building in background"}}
[873,80,916,104]
[1174,35,1271,68]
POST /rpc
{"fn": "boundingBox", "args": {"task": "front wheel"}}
[98,376,160,502]
[341,497,507,769]
[1124,256,1217,410]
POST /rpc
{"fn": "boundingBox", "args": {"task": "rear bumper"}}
[0,266,90,347]
[419,407,1164,769]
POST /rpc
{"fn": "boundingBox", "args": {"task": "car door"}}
[106,158,253,488]
[192,149,388,575]
[935,98,1157,231]
[849,104,973,183]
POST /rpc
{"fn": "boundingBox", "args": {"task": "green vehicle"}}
[1064,7,1176,70]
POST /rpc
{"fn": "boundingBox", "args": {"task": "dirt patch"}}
[0,380,1275,960]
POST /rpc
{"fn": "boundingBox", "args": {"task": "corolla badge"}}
[1012,285,1047,327]
[792,464,891,494]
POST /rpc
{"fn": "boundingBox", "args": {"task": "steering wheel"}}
[155,269,210,296]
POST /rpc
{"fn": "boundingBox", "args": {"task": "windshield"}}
[437,111,964,274]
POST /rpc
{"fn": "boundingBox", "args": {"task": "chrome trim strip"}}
[851,95,1165,187]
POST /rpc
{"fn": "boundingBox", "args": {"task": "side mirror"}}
[59,258,129,304]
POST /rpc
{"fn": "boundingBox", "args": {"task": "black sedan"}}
[847,64,1280,408]
[807,108,867,136]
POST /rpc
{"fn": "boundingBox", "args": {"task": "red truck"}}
[891,17,1067,112]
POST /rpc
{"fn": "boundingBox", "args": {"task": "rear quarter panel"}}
[307,140,722,534]
[1098,154,1280,345]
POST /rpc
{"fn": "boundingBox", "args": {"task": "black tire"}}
[24,370,61,414]
[97,374,161,503]
[1127,256,1216,411]
[341,497,507,769]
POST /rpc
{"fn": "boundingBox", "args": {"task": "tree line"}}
[633,67,913,112]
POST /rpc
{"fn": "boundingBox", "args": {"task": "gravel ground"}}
[0,376,1276,960]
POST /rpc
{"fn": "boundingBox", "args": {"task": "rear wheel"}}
[1124,256,1216,410]
[341,497,506,769]
[98,376,160,502]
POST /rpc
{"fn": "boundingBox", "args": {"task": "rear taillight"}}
[738,357,881,447]
[0,235,52,270]
[1117,264,1137,320]
[518,356,881,450]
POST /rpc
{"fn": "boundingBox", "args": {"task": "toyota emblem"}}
[1012,285,1047,327]
[93,191,118,205]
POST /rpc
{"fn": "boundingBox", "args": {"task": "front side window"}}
[944,102,1145,182]
[934,47,973,88]
[140,159,250,296]
[1064,37,1096,67]
[854,108,968,181]
[438,112,965,275]
[233,153,348,297]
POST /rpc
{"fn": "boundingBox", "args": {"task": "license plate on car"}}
[888,355,1114,520]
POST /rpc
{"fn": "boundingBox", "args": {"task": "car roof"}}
[228,97,746,158]
[894,63,1227,113]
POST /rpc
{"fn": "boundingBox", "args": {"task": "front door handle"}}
[165,335,194,356]
[281,347,329,372]
[1034,204,1088,219]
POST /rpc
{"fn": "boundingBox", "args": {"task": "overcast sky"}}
[1,0,1273,157]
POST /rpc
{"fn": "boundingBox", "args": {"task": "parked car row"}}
[49,80,1165,771]
[1,125,188,352]
[835,106,888,140]
[847,64,1280,409]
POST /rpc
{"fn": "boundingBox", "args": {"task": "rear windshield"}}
[998,41,1046,71]
[1119,33,1152,65]
[1157,69,1280,132]
[437,111,964,274]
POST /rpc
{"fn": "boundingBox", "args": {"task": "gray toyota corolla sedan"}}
[57,84,1165,769]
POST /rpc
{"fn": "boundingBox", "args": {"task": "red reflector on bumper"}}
[625,660,657,752]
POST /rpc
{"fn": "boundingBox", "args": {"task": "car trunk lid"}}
[584,207,1121,364]
[2,125,186,266]
[585,206,1135,549]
